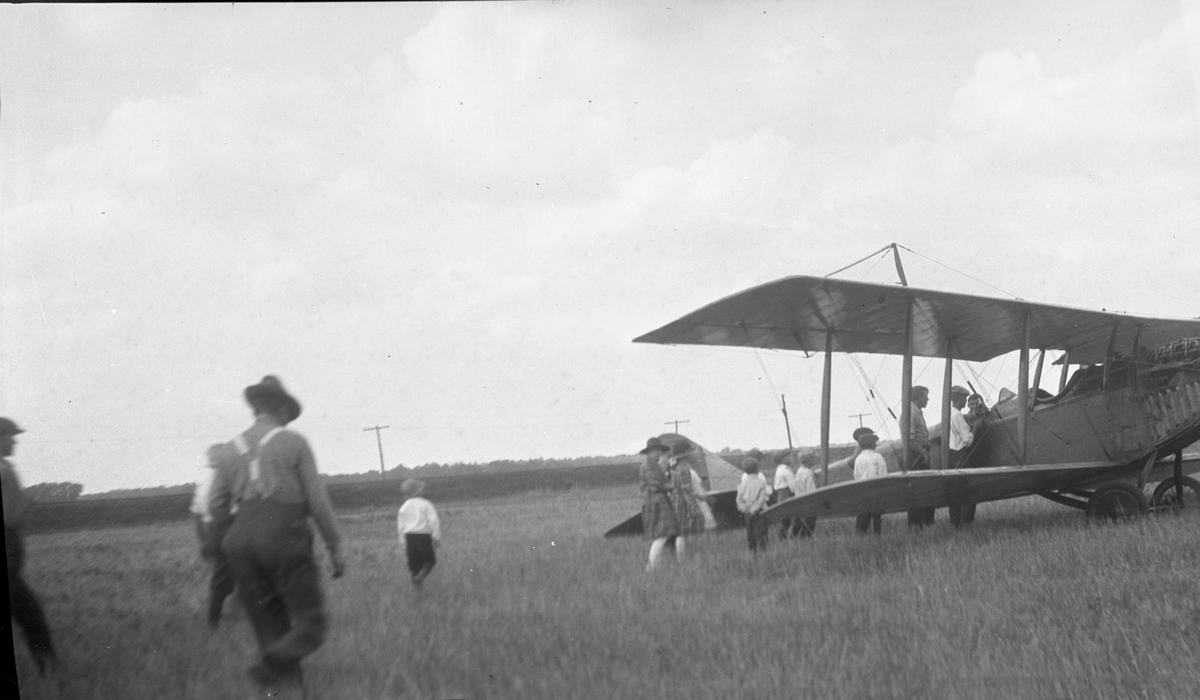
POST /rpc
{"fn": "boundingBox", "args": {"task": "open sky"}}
[3,1,1200,493]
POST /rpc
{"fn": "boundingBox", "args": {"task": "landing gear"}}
[1086,482,1149,521]
[1151,476,1200,513]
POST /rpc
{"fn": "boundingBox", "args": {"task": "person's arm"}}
[204,458,234,559]
[292,438,345,578]
[428,502,441,544]
[1,462,26,529]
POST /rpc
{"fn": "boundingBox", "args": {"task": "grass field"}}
[11,484,1200,699]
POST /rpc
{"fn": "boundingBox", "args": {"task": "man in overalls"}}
[208,376,345,688]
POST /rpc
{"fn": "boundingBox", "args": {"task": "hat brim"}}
[244,385,302,422]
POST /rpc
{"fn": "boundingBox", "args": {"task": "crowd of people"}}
[640,385,993,549]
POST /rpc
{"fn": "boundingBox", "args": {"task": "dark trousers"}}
[795,516,818,538]
[946,449,977,527]
[855,513,882,534]
[404,533,436,580]
[771,489,795,539]
[196,517,237,625]
[744,513,769,551]
[223,500,327,670]
[906,453,936,527]
[5,526,55,671]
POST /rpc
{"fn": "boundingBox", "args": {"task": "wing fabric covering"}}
[761,461,1128,521]
[634,276,1200,364]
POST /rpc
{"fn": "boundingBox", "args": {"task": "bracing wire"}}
[895,244,1023,300]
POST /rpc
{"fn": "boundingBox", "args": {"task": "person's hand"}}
[329,549,346,579]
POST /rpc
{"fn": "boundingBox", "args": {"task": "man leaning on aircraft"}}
[906,386,936,528]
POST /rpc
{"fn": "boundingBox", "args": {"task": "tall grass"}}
[12,486,1200,699]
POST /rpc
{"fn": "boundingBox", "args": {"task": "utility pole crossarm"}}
[363,424,391,474]
[664,419,690,434]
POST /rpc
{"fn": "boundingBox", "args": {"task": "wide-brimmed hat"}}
[669,438,694,457]
[950,385,970,396]
[244,375,302,423]
[638,437,669,455]
[0,417,24,436]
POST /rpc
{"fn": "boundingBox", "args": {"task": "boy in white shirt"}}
[852,430,887,535]
[736,457,772,551]
[397,478,441,588]
[771,451,798,540]
[793,448,820,538]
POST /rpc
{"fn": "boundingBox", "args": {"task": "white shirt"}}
[397,497,441,541]
[949,406,974,452]
[191,469,216,520]
[773,466,798,493]
[793,466,817,495]
[736,472,772,514]
[854,450,888,481]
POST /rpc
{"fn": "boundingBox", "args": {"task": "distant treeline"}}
[38,445,862,504]
[24,461,643,533]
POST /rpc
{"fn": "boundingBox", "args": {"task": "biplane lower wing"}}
[762,461,1134,521]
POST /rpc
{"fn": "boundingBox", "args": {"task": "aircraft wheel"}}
[1151,476,1200,513]
[1086,482,1149,522]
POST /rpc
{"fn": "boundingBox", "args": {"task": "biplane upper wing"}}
[761,461,1131,521]
[633,276,1200,362]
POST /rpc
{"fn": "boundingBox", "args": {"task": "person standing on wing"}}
[0,417,57,675]
[208,376,345,689]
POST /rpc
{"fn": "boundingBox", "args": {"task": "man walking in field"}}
[208,376,345,689]
[0,417,58,675]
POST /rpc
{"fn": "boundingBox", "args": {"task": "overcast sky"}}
[3,2,1200,493]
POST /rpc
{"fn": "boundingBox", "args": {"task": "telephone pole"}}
[848,412,871,428]
[363,425,390,474]
[664,419,690,434]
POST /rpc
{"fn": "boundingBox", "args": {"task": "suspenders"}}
[231,427,285,498]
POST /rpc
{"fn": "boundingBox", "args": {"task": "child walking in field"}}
[397,478,441,588]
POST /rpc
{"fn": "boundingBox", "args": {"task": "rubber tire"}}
[1086,482,1149,521]
[1151,476,1200,513]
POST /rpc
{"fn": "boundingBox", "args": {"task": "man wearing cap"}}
[907,386,936,528]
[639,437,679,572]
[1,417,58,675]
[208,377,345,687]
[947,385,977,527]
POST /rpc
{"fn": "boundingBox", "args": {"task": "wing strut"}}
[940,339,953,471]
[900,298,913,473]
[1018,313,1030,464]
[820,331,833,486]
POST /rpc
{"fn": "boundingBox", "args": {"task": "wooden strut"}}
[821,331,833,487]
[1017,313,1030,465]
[900,298,913,473]
[941,339,953,471]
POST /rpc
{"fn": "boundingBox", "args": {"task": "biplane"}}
[623,251,1200,530]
